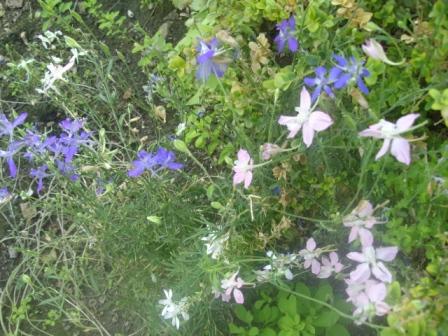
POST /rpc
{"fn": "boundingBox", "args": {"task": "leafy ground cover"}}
[0,0,447,335]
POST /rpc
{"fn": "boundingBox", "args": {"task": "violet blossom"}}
[304,66,341,102]
[0,141,24,178]
[0,112,27,138]
[0,187,11,203]
[278,87,333,147]
[274,16,298,53]
[128,147,183,178]
[359,113,420,165]
[196,38,228,81]
[30,164,50,193]
[332,55,370,94]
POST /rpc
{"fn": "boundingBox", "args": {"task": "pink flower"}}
[317,252,343,278]
[359,113,420,165]
[220,271,246,304]
[346,279,390,321]
[278,87,333,147]
[299,238,322,275]
[343,200,381,247]
[347,245,398,283]
[233,149,253,188]
[261,143,281,160]
[362,39,404,66]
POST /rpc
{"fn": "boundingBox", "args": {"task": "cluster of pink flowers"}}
[343,200,398,322]
[232,86,421,188]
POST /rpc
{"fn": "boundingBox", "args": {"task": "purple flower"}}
[154,147,184,170]
[59,118,84,134]
[128,147,183,177]
[56,159,79,181]
[128,150,158,177]
[0,187,11,203]
[23,130,49,161]
[274,16,298,53]
[58,119,92,162]
[0,141,23,178]
[331,55,370,94]
[196,38,228,81]
[304,66,341,101]
[0,112,27,138]
[30,164,50,193]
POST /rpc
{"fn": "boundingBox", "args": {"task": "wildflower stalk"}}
[270,280,386,330]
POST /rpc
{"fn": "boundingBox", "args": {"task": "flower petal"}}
[372,262,393,283]
[299,87,312,111]
[306,238,316,251]
[302,122,315,147]
[391,138,411,165]
[375,138,391,160]
[233,288,244,304]
[347,252,367,263]
[349,263,371,283]
[309,111,333,131]
[396,113,419,132]
[376,246,398,261]
[359,228,374,247]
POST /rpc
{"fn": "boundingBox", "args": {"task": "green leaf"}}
[380,327,402,336]
[260,328,276,336]
[312,310,339,328]
[278,295,297,317]
[325,324,350,336]
[387,281,402,305]
[229,323,246,334]
[314,282,333,304]
[233,305,253,325]
[249,327,260,336]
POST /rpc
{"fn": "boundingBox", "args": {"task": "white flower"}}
[158,289,189,330]
[37,55,76,95]
[202,232,229,259]
[36,30,63,49]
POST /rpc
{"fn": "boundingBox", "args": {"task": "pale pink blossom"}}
[359,113,420,165]
[233,149,253,188]
[220,271,246,304]
[299,238,322,275]
[346,279,390,322]
[278,87,333,147]
[317,252,343,278]
[362,39,404,66]
[261,143,281,160]
[347,245,398,283]
[343,200,381,246]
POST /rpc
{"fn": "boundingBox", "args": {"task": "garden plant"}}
[0,0,447,335]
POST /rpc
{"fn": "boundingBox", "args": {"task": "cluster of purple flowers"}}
[128,147,183,177]
[1,113,92,193]
[304,55,370,102]
[196,16,299,82]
